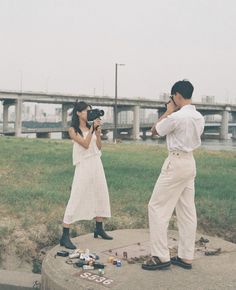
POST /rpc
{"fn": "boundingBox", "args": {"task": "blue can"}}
[116,260,122,267]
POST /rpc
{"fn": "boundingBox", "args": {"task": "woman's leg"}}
[94,217,113,240]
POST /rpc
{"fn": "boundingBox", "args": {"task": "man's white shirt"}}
[155,105,205,152]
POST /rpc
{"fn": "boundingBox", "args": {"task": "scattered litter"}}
[116,260,122,267]
[112,259,117,265]
[195,237,221,256]
[56,250,69,257]
[61,248,106,270]
[69,249,83,259]
[83,265,94,270]
[98,269,105,276]
[123,251,128,259]
[195,236,210,246]
[205,248,221,256]
[125,255,150,264]
[108,256,115,263]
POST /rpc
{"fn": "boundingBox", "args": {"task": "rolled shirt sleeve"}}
[200,117,205,135]
[155,115,176,137]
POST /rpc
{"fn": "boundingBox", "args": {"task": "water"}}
[13,132,236,151]
[122,137,236,151]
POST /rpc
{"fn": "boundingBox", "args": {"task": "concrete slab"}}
[0,270,41,290]
[41,229,236,290]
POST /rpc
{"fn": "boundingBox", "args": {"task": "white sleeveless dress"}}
[63,132,111,224]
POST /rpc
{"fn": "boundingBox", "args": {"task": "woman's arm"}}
[94,118,102,150]
[95,127,102,150]
[68,126,94,149]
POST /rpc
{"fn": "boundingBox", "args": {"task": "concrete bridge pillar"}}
[15,99,22,137]
[62,104,72,128]
[220,107,230,140]
[141,129,147,140]
[3,103,10,132]
[231,112,236,140]
[61,104,72,138]
[232,128,236,140]
[132,105,140,140]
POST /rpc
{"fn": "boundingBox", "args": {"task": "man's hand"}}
[151,99,178,136]
[166,99,179,114]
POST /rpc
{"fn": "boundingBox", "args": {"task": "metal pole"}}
[114,63,118,142]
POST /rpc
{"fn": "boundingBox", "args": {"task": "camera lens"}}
[99,110,104,117]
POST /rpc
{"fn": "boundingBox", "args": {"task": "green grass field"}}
[0,137,235,270]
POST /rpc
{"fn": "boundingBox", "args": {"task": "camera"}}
[87,109,104,121]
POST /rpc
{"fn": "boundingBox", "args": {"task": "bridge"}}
[1,90,236,140]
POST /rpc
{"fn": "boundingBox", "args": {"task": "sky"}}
[0,0,236,104]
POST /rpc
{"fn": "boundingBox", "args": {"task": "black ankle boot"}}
[94,222,113,240]
[60,227,76,249]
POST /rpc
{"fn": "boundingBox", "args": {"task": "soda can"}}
[116,260,122,267]
[80,253,85,260]
[98,269,105,276]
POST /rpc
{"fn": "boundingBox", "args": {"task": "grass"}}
[0,137,235,270]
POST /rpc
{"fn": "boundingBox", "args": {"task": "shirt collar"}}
[180,104,195,111]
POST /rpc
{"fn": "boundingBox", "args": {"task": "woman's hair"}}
[71,101,91,136]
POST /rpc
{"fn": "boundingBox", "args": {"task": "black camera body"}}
[87,109,104,121]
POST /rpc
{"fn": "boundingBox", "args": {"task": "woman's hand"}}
[93,118,101,132]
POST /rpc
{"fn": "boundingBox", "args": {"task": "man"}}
[142,80,205,271]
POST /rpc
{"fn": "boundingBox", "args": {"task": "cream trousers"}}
[148,150,197,262]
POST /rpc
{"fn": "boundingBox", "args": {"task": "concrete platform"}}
[41,229,236,290]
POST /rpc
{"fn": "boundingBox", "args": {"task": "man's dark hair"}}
[171,80,194,99]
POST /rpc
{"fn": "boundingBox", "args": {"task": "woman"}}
[60,101,112,249]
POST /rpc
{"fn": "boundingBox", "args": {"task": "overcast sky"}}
[0,0,236,103]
